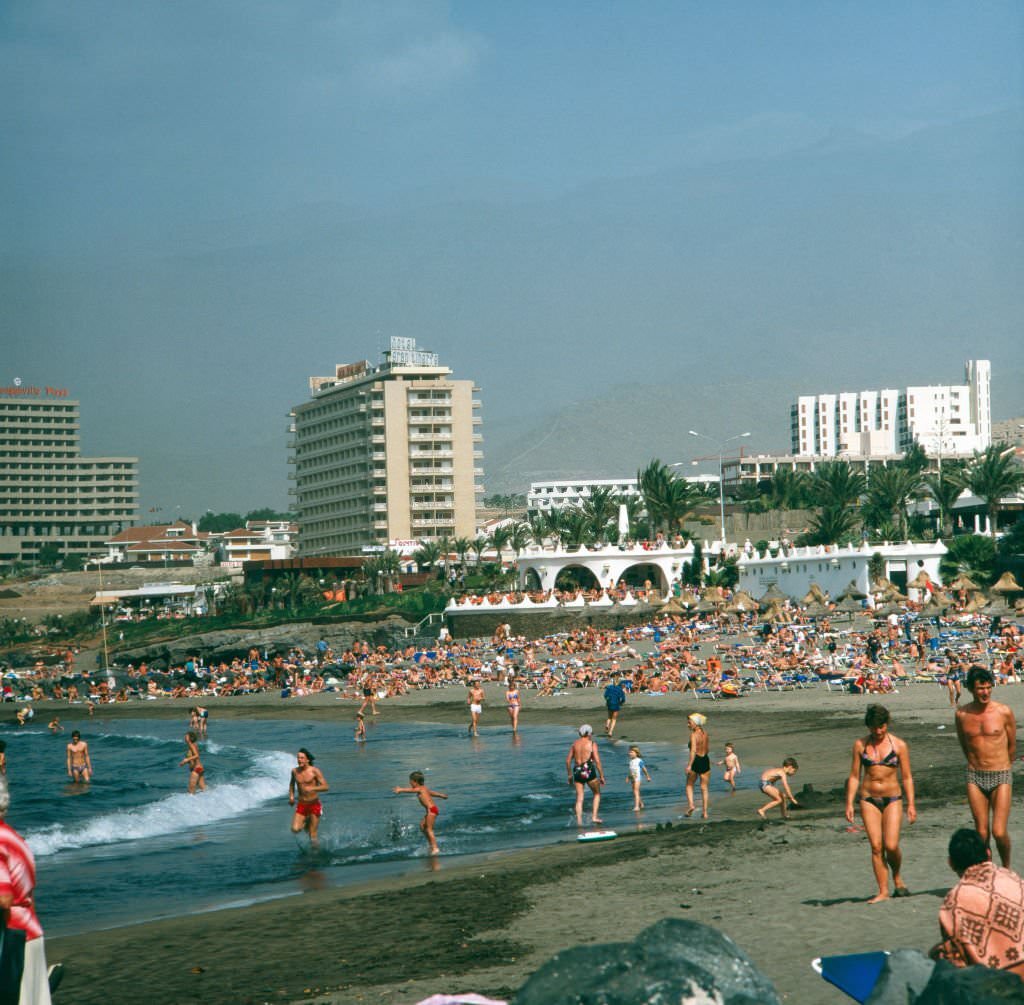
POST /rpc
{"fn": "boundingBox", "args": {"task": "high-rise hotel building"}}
[790,360,991,459]
[289,338,482,556]
[0,385,139,569]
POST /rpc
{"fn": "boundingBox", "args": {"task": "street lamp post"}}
[687,430,751,548]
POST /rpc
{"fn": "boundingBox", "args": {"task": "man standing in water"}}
[66,730,92,783]
[467,679,485,737]
[288,748,329,847]
[956,666,1016,866]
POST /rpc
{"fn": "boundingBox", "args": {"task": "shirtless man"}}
[467,680,485,737]
[66,730,92,783]
[288,748,329,846]
[956,666,1016,867]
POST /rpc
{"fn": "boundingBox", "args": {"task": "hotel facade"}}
[289,338,482,556]
[0,385,139,569]
[790,359,991,458]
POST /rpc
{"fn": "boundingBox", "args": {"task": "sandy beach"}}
[37,673,1023,1005]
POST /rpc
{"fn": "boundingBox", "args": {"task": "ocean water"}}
[2,715,751,937]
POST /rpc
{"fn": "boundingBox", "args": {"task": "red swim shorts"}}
[429,805,439,816]
[297,800,323,817]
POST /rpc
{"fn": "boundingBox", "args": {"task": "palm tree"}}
[558,508,591,551]
[436,534,454,581]
[964,446,1024,537]
[581,486,619,543]
[379,549,402,593]
[526,512,549,548]
[637,459,700,535]
[806,505,861,547]
[863,465,923,540]
[472,535,489,567]
[453,536,473,570]
[923,465,965,539]
[413,539,442,572]
[766,468,810,511]
[507,522,531,560]
[808,460,866,511]
[489,524,512,561]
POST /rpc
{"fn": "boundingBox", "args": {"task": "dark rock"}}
[515,918,780,1005]
[865,949,935,1004]
[915,960,1024,1004]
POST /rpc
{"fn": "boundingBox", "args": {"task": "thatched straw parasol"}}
[758,583,791,611]
[907,569,933,591]
[803,599,831,618]
[963,594,988,614]
[991,571,1023,596]
[802,583,830,606]
[874,601,904,617]
[949,573,981,593]
[835,594,865,615]
[733,590,758,609]
[659,597,685,615]
[837,580,867,602]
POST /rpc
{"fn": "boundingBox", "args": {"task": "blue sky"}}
[3,1,1022,512]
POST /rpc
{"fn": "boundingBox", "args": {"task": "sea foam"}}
[27,749,294,857]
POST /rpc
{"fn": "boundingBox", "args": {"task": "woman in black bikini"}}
[845,704,916,903]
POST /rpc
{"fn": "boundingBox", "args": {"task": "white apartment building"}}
[791,360,991,459]
[528,474,719,512]
[290,338,482,556]
[0,386,138,569]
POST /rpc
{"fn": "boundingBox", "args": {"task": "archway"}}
[617,562,668,596]
[555,564,600,591]
[523,567,543,591]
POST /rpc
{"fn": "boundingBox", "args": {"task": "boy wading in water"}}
[66,730,92,783]
[718,742,741,793]
[758,758,800,820]
[393,771,448,855]
[288,748,329,847]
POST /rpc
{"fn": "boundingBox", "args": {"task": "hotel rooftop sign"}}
[386,336,439,368]
[1,379,69,398]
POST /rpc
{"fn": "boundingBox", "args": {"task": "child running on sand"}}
[393,771,448,855]
[627,745,653,811]
[718,742,741,792]
[758,758,799,820]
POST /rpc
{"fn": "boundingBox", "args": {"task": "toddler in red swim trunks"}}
[393,770,448,855]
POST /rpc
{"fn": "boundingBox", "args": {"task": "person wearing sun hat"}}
[686,713,711,819]
[566,724,605,826]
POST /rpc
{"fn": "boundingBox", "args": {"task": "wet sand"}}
[43,679,1019,1004]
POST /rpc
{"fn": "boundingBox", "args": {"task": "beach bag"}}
[0,918,26,1005]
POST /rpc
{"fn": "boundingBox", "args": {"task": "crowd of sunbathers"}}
[4,597,1022,707]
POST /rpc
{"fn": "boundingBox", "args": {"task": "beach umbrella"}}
[837,580,867,602]
[803,599,831,618]
[990,571,1023,596]
[907,569,932,591]
[835,595,865,615]
[758,583,791,611]
[658,597,685,615]
[949,573,981,592]
[733,590,758,609]
[963,594,987,614]
[802,583,829,606]
[617,503,630,541]
[873,601,903,618]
